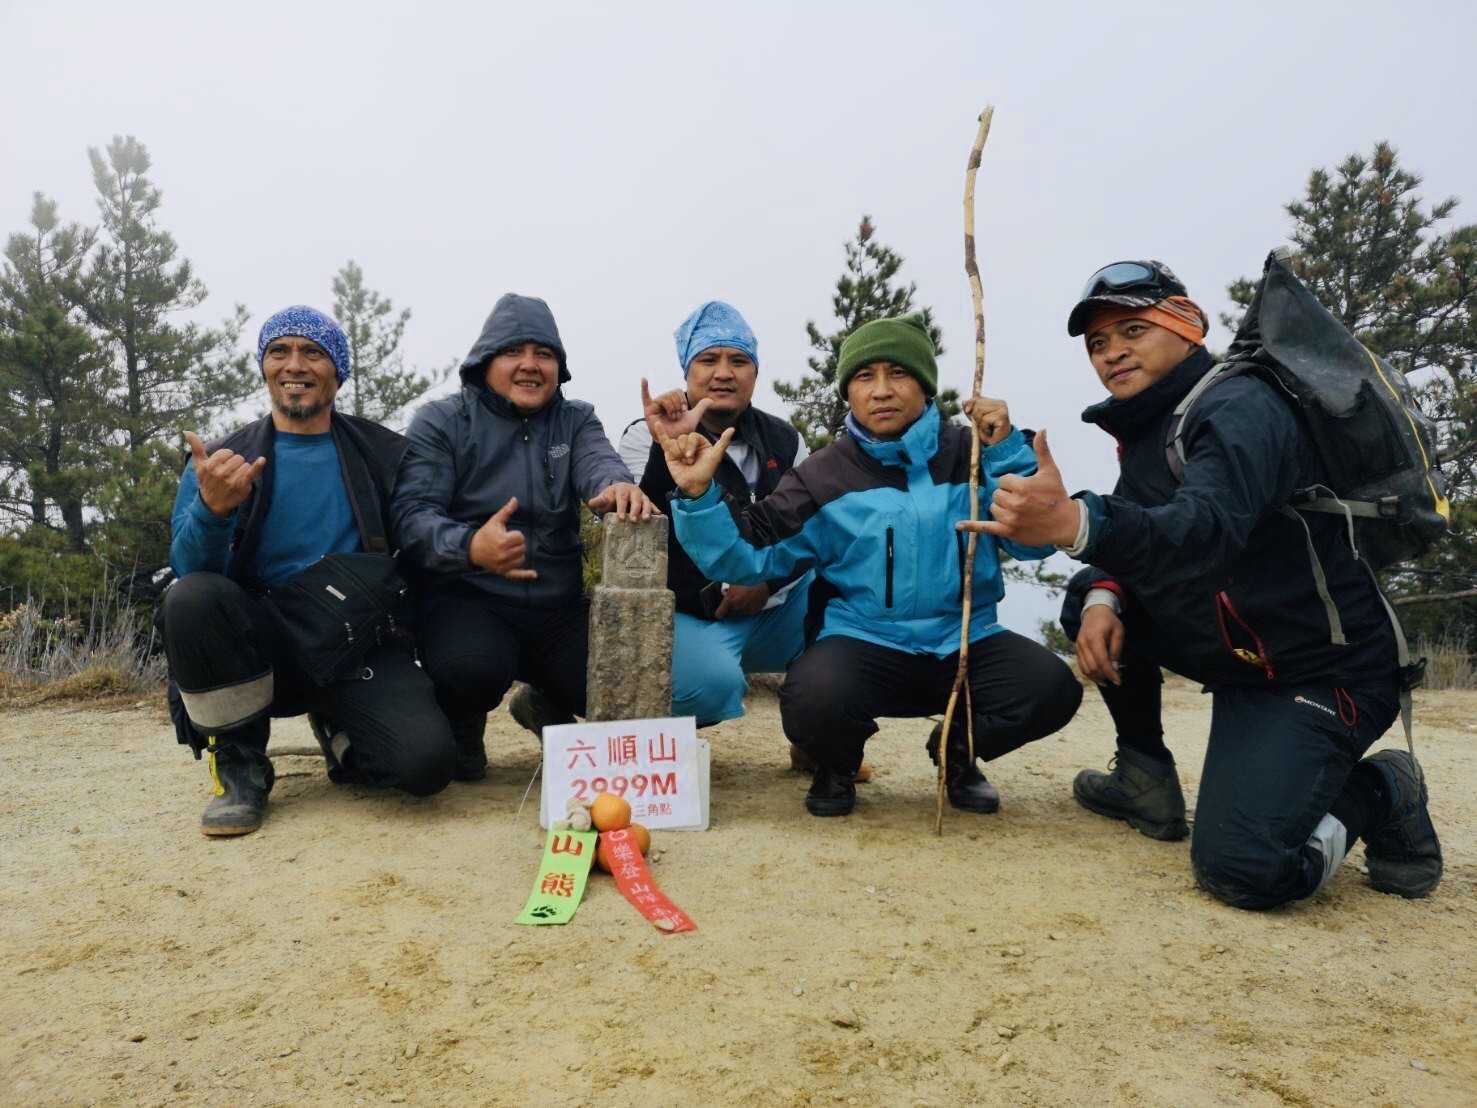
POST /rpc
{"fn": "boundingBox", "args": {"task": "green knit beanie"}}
[835,313,939,398]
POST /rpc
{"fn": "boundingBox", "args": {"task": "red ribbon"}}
[602,828,696,933]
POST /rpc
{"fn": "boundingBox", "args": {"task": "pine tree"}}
[77,135,255,450]
[1225,142,1476,648]
[70,136,259,573]
[330,260,448,427]
[0,194,110,552]
[776,216,958,450]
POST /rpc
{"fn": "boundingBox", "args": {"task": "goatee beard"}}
[274,395,329,423]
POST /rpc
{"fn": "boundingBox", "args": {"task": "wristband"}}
[1062,500,1090,556]
[1083,587,1121,616]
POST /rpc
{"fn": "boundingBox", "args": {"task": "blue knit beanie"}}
[257,305,352,384]
[673,301,759,377]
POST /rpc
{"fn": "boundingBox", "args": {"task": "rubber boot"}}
[1073,745,1188,841]
[926,724,1000,814]
[450,712,489,782]
[201,729,274,837]
[1362,750,1443,898]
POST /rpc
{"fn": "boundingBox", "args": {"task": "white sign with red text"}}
[539,716,709,831]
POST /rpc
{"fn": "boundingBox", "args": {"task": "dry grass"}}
[0,590,166,705]
[1416,631,1477,691]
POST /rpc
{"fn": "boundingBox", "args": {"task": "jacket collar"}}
[1080,346,1215,439]
[847,402,939,468]
[472,382,564,422]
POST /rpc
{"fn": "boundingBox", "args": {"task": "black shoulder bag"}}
[262,552,408,686]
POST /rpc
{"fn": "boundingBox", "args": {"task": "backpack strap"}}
[1167,365,1352,652]
[1276,506,1347,646]
[1355,561,1423,756]
[1164,362,1243,481]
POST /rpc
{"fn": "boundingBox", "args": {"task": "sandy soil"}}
[2,678,1474,1108]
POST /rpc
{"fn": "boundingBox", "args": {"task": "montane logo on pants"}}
[1294,694,1336,718]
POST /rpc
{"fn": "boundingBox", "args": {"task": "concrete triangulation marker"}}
[585,515,674,722]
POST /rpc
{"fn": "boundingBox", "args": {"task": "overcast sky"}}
[4,1,1474,633]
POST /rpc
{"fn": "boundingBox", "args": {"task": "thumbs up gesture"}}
[469,496,538,580]
[185,431,267,517]
[956,428,1082,547]
[660,427,736,499]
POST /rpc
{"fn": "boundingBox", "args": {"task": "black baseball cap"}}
[1067,260,1189,337]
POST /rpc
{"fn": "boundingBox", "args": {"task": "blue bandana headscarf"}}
[257,305,352,384]
[673,301,759,377]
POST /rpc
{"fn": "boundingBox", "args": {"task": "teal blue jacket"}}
[670,404,1051,657]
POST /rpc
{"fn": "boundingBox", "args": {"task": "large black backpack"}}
[1168,248,1449,569]
[1167,249,1450,747]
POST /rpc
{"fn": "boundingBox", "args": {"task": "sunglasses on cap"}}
[1079,260,1186,301]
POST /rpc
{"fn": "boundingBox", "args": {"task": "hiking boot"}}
[201,738,274,837]
[308,713,354,784]
[1361,750,1442,898]
[450,712,489,782]
[926,724,1001,814]
[789,742,873,783]
[804,763,858,817]
[509,683,576,743]
[1072,746,1188,841]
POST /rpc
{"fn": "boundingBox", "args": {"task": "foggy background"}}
[4,0,1474,633]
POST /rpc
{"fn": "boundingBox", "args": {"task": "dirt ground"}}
[2,678,1474,1108]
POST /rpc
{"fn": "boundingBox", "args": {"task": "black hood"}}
[459,293,570,386]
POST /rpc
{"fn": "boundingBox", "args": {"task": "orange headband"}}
[1084,295,1208,346]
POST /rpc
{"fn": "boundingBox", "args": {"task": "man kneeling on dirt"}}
[161,306,457,837]
[961,261,1441,908]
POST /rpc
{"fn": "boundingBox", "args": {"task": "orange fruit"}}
[589,792,632,832]
[595,822,651,873]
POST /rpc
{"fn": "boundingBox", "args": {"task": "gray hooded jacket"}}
[392,294,630,606]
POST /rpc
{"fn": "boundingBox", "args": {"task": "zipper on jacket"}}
[884,526,895,608]
[519,418,536,589]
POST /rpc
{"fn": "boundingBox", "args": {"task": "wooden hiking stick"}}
[936,105,995,835]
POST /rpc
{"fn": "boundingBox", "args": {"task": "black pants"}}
[1099,646,1399,909]
[160,573,456,797]
[416,582,590,725]
[779,630,1083,775]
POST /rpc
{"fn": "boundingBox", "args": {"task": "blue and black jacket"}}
[670,403,1052,657]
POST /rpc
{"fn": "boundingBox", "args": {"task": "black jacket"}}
[1061,347,1396,688]
[207,412,408,592]
[629,404,803,619]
